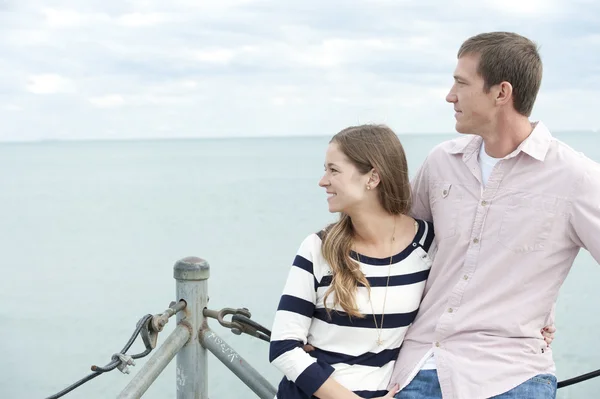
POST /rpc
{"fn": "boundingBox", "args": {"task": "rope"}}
[45,314,153,399]
[558,369,600,389]
[45,300,185,399]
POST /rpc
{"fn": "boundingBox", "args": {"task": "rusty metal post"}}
[174,257,210,398]
[200,328,277,398]
[117,324,191,399]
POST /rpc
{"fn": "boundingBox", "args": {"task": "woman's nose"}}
[318,175,329,187]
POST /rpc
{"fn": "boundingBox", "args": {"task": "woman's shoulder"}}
[413,218,435,253]
[295,231,325,257]
[411,219,438,261]
[413,218,433,228]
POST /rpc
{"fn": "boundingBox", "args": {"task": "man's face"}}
[446,54,497,135]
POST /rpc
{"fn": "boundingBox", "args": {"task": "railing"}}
[118,256,276,399]
[45,256,600,398]
[47,256,276,399]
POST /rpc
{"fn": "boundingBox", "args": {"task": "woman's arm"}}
[314,378,362,399]
[268,235,346,397]
[315,380,399,399]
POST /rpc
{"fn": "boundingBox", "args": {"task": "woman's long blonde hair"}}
[321,124,411,318]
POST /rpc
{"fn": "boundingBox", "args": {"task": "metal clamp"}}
[141,300,187,350]
[203,307,271,342]
[115,354,135,374]
[203,307,251,330]
[231,314,271,342]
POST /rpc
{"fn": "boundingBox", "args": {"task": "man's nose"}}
[446,91,457,103]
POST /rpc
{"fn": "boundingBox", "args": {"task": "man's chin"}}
[455,123,472,135]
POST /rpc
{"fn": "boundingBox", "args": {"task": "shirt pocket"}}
[430,183,463,240]
[497,192,559,253]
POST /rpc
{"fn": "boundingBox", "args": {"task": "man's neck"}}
[481,116,534,158]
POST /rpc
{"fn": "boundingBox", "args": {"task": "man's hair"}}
[458,32,543,117]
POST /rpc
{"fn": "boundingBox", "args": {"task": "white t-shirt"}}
[479,142,501,186]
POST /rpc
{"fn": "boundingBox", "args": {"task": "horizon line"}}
[0,129,597,144]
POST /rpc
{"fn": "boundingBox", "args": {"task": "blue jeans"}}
[394,370,557,398]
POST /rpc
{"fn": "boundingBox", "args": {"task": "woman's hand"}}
[374,384,399,398]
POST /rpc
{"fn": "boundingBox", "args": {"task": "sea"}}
[1,132,599,399]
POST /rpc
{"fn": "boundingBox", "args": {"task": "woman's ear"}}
[368,169,381,189]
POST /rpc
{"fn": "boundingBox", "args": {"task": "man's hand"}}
[541,325,556,347]
[303,344,315,352]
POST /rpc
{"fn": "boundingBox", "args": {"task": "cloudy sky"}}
[1,0,599,141]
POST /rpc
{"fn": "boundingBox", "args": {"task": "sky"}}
[0,0,599,141]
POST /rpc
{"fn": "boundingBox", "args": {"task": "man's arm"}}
[568,163,600,262]
[410,157,433,222]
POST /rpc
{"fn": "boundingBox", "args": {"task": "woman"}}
[269,125,435,398]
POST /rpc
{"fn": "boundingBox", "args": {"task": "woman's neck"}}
[350,208,396,247]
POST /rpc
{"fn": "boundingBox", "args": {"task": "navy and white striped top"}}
[269,219,435,398]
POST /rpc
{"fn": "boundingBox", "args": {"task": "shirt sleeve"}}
[568,163,600,263]
[269,234,334,396]
[410,156,433,222]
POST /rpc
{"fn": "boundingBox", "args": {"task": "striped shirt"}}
[269,219,435,398]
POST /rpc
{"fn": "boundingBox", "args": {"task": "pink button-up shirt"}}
[389,121,600,398]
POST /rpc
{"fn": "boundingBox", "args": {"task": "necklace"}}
[356,215,397,347]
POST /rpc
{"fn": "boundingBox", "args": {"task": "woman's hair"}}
[321,124,411,318]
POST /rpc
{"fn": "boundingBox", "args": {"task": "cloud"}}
[26,74,76,94]
[2,104,23,112]
[1,0,599,141]
[88,94,125,108]
[116,12,169,27]
[481,0,565,16]
[41,8,103,28]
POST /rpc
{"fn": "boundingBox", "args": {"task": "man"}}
[389,32,600,398]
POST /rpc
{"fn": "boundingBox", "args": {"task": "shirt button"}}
[481,200,488,206]
[435,342,440,347]
[448,308,453,313]
[473,238,479,244]
[463,275,469,280]
[443,190,448,196]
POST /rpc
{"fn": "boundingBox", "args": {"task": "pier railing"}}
[47,256,277,399]
[118,256,277,399]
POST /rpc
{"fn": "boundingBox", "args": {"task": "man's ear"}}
[496,81,513,107]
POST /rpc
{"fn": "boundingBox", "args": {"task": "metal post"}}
[200,328,277,399]
[174,257,210,399]
[117,324,191,399]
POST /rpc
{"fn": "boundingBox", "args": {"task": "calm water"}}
[1,132,599,399]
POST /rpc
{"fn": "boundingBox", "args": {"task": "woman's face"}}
[318,142,371,214]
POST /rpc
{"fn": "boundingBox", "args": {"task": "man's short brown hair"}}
[458,32,543,117]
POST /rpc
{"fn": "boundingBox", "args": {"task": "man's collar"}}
[448,121,552,161]
[516,121,552,161]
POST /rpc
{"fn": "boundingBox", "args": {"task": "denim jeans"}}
[394,370,557,399]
